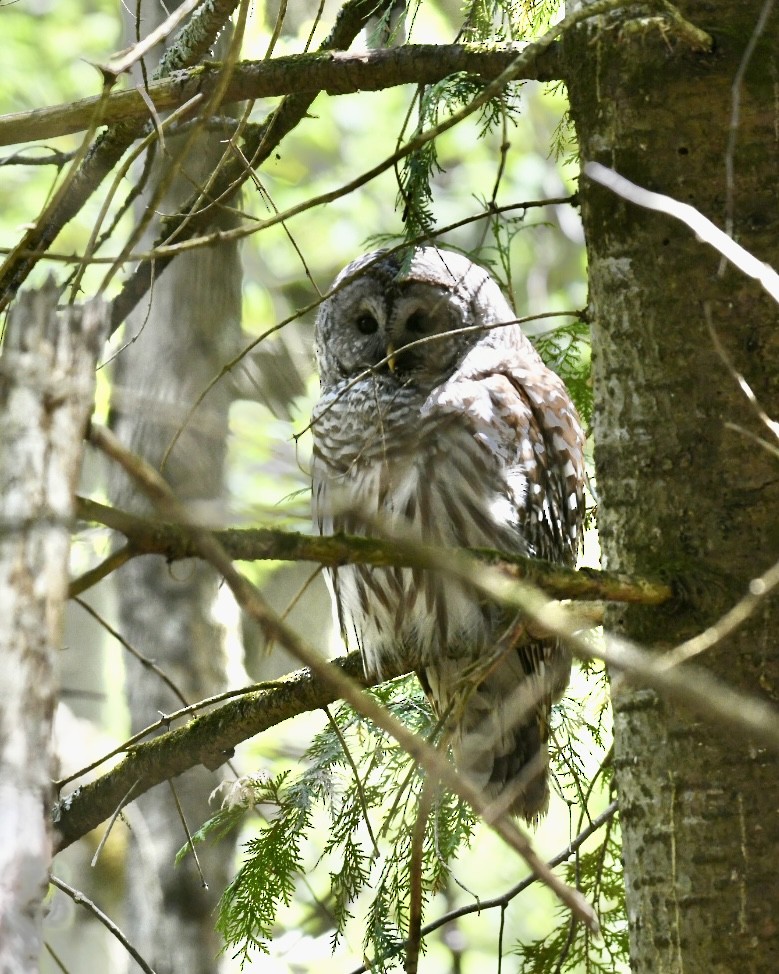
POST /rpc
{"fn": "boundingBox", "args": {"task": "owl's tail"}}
[422,643,569,822]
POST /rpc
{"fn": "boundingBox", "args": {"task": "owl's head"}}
[314,247,517,390]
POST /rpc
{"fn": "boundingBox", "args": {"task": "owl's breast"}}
[312,401,526,676]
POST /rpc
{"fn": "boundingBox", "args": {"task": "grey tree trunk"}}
[109,11,243,972]
[110,197,240,972]
[564,2,779,971]
[0,287,107,974]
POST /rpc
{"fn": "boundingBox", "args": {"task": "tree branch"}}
[0,0,243,309]
[107,0,689,334]
[52,651,373,851]
[49,876,157,974]
[73,495,674,606]
[347,799,620,974]
[62,485,779,859]
[0,45,561,149]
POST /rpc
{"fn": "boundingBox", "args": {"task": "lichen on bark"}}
[564,2,779,970]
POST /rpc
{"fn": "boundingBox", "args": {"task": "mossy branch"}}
[73,495,674,606]
[52,650,374,852]
[0,45,561,148]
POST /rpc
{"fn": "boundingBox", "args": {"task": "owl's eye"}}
[406,311,431,334]
[355,313,379,335]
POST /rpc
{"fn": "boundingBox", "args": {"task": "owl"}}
[311,247,585,820]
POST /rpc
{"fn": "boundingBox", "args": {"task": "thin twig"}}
[0,196,573,266]
[43,942,71,974]
[168,779,208,889]
[657,556,779,671]
[720,0,775,257]
[100,0,204,78]
[55,677,288,791]
[91,778,142,868]
[585,162,779,303]
[406,776,436,974]
[704,303,779,442]
[75,596,190,707]
[49,876,158,974]
[324,704,380,855]
[347,800,619,974]
[68,543,134,597]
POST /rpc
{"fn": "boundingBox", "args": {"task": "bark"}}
[71,496,674,605]
[0,286,107,974]
[106,9,243,971]
[109,223,238,964]
[564,2,779,971]
[0,44,561,147]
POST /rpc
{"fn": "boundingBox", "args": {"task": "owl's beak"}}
[385,343,397,373]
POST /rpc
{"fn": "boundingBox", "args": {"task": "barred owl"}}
[311,248,585,820]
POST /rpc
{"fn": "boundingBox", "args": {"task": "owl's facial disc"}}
[386,287,462,380]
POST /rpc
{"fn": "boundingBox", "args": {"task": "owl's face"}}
[315,248,509,391]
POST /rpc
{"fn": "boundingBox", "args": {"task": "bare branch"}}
[55,548,779,855]
[108,0,692,333]
[584,162,779,303]
[0,0,244,309]
[465,563,779,754]
[49,876,157,974]
[657,557,779,671]
[347,800,620,974]
[73,596,190,706]
[52,652,370,843]
[99,0,206,79]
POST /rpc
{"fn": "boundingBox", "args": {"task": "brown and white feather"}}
[311,248,585,820]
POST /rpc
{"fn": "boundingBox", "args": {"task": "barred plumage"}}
[311,248,585,819]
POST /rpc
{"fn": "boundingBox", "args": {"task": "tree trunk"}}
[564,2,779,971]
[0,286,107,974]
[109,218,240,971]
[108,10,243,972]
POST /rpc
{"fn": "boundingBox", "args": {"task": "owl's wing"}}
[424,344,586,565]
[421,346,585,819]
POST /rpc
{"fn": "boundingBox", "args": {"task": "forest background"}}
[1,2,777,974]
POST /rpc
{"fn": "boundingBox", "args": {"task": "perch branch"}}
[56,534,779,860]
[73,495,673,606]
[58,430,779,891]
